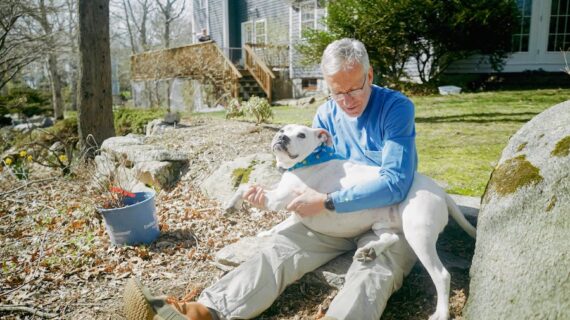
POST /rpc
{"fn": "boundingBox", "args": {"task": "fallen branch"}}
[0,177,58,198]
[0,304,58,319]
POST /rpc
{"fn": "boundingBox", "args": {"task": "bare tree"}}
[0,0,44,91]
[120,0,137,54]
[155,0,185,49]
[124,0,154,53]
[21,0,65,120]
[77,0,115,156]
[65,0,78,110]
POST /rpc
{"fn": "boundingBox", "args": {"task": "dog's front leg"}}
[264,187,296,212]
[354,227,400,262]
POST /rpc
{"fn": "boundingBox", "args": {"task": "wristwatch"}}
[324,193,335,211]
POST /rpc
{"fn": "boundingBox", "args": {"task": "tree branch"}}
[0,305,57,319]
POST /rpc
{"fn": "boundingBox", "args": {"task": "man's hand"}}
[286,187,326,217]
[243,185,266,209]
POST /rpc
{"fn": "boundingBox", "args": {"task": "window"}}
[300,1,316,36]
[512,0,533,52]
[548,0,570,51]
[302,78,318,91]
[255,20,266,44]
[242,19,266,45]
[242,21,254,44]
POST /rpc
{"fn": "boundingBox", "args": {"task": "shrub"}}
[0,87,52,119]
[225,98,245,120]
[243,96,273,124]
[113,108,167,135]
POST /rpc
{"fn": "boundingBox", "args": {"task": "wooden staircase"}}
[238,69,266,100]
[243,44,275,102]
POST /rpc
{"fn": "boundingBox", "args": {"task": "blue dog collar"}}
[288,145,344,171]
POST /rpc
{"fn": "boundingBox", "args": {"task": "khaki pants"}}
[198,220,417,320]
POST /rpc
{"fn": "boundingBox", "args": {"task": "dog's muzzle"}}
[272,135,298,159]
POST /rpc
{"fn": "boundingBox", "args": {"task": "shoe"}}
[123,278,188,320]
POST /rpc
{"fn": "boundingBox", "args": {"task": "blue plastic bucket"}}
[98,192,160,246]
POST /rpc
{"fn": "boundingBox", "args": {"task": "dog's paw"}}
[354,247,377,263]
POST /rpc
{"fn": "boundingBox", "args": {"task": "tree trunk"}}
[47,54,64,119]
[67,0,78,111]
[77,0,115,157]
[38,0,64,120]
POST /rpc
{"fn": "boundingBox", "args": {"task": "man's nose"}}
[336,94,355,105]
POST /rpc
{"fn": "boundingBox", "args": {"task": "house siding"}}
[208,0,224,45]
[192,0,208,41]
[289,1,326,80]
[238,0,290,45]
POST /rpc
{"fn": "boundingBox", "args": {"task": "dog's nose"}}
[278,135,290,143]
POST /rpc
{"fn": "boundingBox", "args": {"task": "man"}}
[197,28,211,42]
[124,38,418,320]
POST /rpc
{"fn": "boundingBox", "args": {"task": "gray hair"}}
[320,38,370,76]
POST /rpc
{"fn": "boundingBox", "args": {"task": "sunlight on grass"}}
[193,89,570,197]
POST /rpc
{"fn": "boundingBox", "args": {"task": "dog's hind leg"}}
[354,227,400,263]
[403,214,450,320]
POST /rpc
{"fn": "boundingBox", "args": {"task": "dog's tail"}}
[445,194,477,238]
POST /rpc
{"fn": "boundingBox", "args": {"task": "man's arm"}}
[315,97,417,213]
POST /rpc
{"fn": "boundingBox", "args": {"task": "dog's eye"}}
[279,129,284,133]
[297,133,306,139]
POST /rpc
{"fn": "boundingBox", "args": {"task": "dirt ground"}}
[0,117,475,319]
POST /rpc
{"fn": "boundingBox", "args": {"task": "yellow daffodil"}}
[19,150,27,158]
[59,154,68,162]
[4,158,13,166]
[27,155,33,162]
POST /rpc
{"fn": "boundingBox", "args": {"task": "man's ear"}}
[316,129,333,146]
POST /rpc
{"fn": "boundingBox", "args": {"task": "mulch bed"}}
[0,117,475,319]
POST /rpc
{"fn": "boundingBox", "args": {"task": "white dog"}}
[225,124,476,320]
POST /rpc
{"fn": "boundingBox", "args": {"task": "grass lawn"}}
[194,88,570,197]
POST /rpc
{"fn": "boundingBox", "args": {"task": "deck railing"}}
[247,43,289,68]
[130,41,242,99]
[244,44,276,102]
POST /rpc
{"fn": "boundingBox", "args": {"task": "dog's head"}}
[271,124,332,169]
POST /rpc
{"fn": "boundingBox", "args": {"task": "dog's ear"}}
[317,129,333,146]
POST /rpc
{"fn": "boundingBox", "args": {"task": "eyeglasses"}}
[329,76,368,101]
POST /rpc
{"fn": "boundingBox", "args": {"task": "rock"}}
[135,160,185,189]
[101,140,187,166]
[39,117,54,128]
[200,153,282,205]
[101,134,145,151]
[295,96,315,108]
[13,123,35,133]
[163,112,181,124]
[96,134,188,191]
[49,141,65,152]
[464,100,570,319]
[146,119,164,136]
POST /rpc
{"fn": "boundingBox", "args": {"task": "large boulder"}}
[200,153,282,205]
[464,101,570,319]
[96,134,188,190]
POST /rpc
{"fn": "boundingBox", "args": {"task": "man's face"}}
[324,64,373,117]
